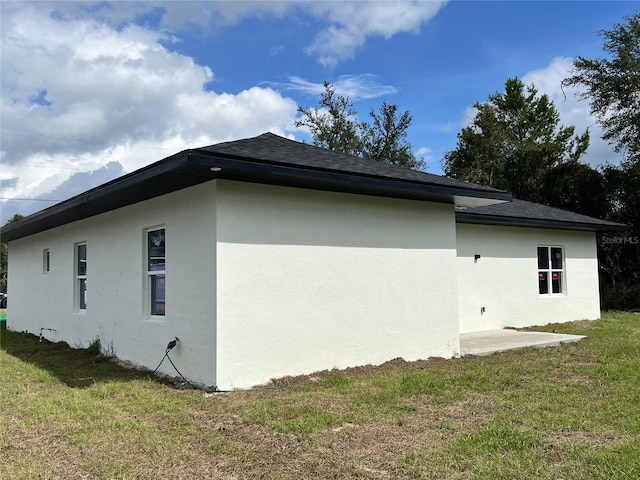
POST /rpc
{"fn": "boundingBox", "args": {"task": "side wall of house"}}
[215,180,460,390]
[456,223,600,333]
[7,182,218,386]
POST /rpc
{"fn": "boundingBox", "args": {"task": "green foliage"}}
[325,373,352,390]
[1,213,25,293]
[597,160,640,310]
[87,337,102,356]
[540,162,608,219]
[360,101,421,168]
[563,11,640,163]
[443,77,590,203]
[402,425,545,479]
[562,12,640,310]
[87,337,116,362]
[295,81,362,156]
[456,423,541,453]
[244,400,347,436]
[296,81,426,170]
[398,369,448,396]
[0,242,6,293]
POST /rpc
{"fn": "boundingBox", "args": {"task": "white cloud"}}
[286,74,397,100]
[12,1,448,68]
[305,1,448,68]
[0,3,298,223]
[0,1,449,223]
[415,146,438,171]
[158,1,293,31]
[152,1,448,68]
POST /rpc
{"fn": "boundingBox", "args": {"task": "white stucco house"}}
[0,133,625,390]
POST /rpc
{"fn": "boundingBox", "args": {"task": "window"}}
[75,243,87,310]
[538,246,564,295]
[43,249,50,273]
[147,228,165,316]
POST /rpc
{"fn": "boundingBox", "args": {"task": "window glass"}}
[147,228,165,317]
[552,271,562,294]
[551,247,563,270]
[79,278,87,310]
[77,244,87,275]
[537,247,549,269]
[76,243,87,311]
[148,229,165,271]
[538,272,549,295]
[538,246,564,295]
[151,274,165,316]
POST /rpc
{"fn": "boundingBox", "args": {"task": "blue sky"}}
[1,1,637,224]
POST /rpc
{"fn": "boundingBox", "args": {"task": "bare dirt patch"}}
[266,356,451,387]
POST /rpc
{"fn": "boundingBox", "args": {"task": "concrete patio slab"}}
[460,329,587,356]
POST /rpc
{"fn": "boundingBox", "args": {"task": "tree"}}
[296,81,425,170]
[598,160,640,309]
[443,77,590,203]
[563,12,640,310]
[360,102,419,168]
[1,214,24,293]
[540,162,608,219]
[563,12,640,163]
[295,81,362,157]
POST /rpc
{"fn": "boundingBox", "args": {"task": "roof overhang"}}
[1,149,511,243]
[456,212,628,232]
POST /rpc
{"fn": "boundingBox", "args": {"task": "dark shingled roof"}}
[198,133,501,193]
[1,133,511,242]
[456,198,627,232]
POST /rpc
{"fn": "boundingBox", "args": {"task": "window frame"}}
[146,227,166,318]
[74,243,87,312]
[537,245,565,296]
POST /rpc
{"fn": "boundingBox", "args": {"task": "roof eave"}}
[1,149,512,243]
[0,151,192,242]
[456,212,628,232]
[186,151,512,207]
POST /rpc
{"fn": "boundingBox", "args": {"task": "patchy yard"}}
[1,311,639,479]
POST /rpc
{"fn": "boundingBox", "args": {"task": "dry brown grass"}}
[2,313,639,479]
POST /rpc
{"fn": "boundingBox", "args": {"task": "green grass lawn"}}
[1,311,639,479]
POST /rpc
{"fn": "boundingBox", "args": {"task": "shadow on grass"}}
[0,323,166,389]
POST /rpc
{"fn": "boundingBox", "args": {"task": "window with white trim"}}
[75,243,87,310]
[537,246,564,295]
[147,228,166,316]
[43,249,50,273]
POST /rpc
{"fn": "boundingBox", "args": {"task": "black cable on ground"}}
[165,351,198,389]
[151,338,297,394]
[151,351,169,375]
[151,338,197,389]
